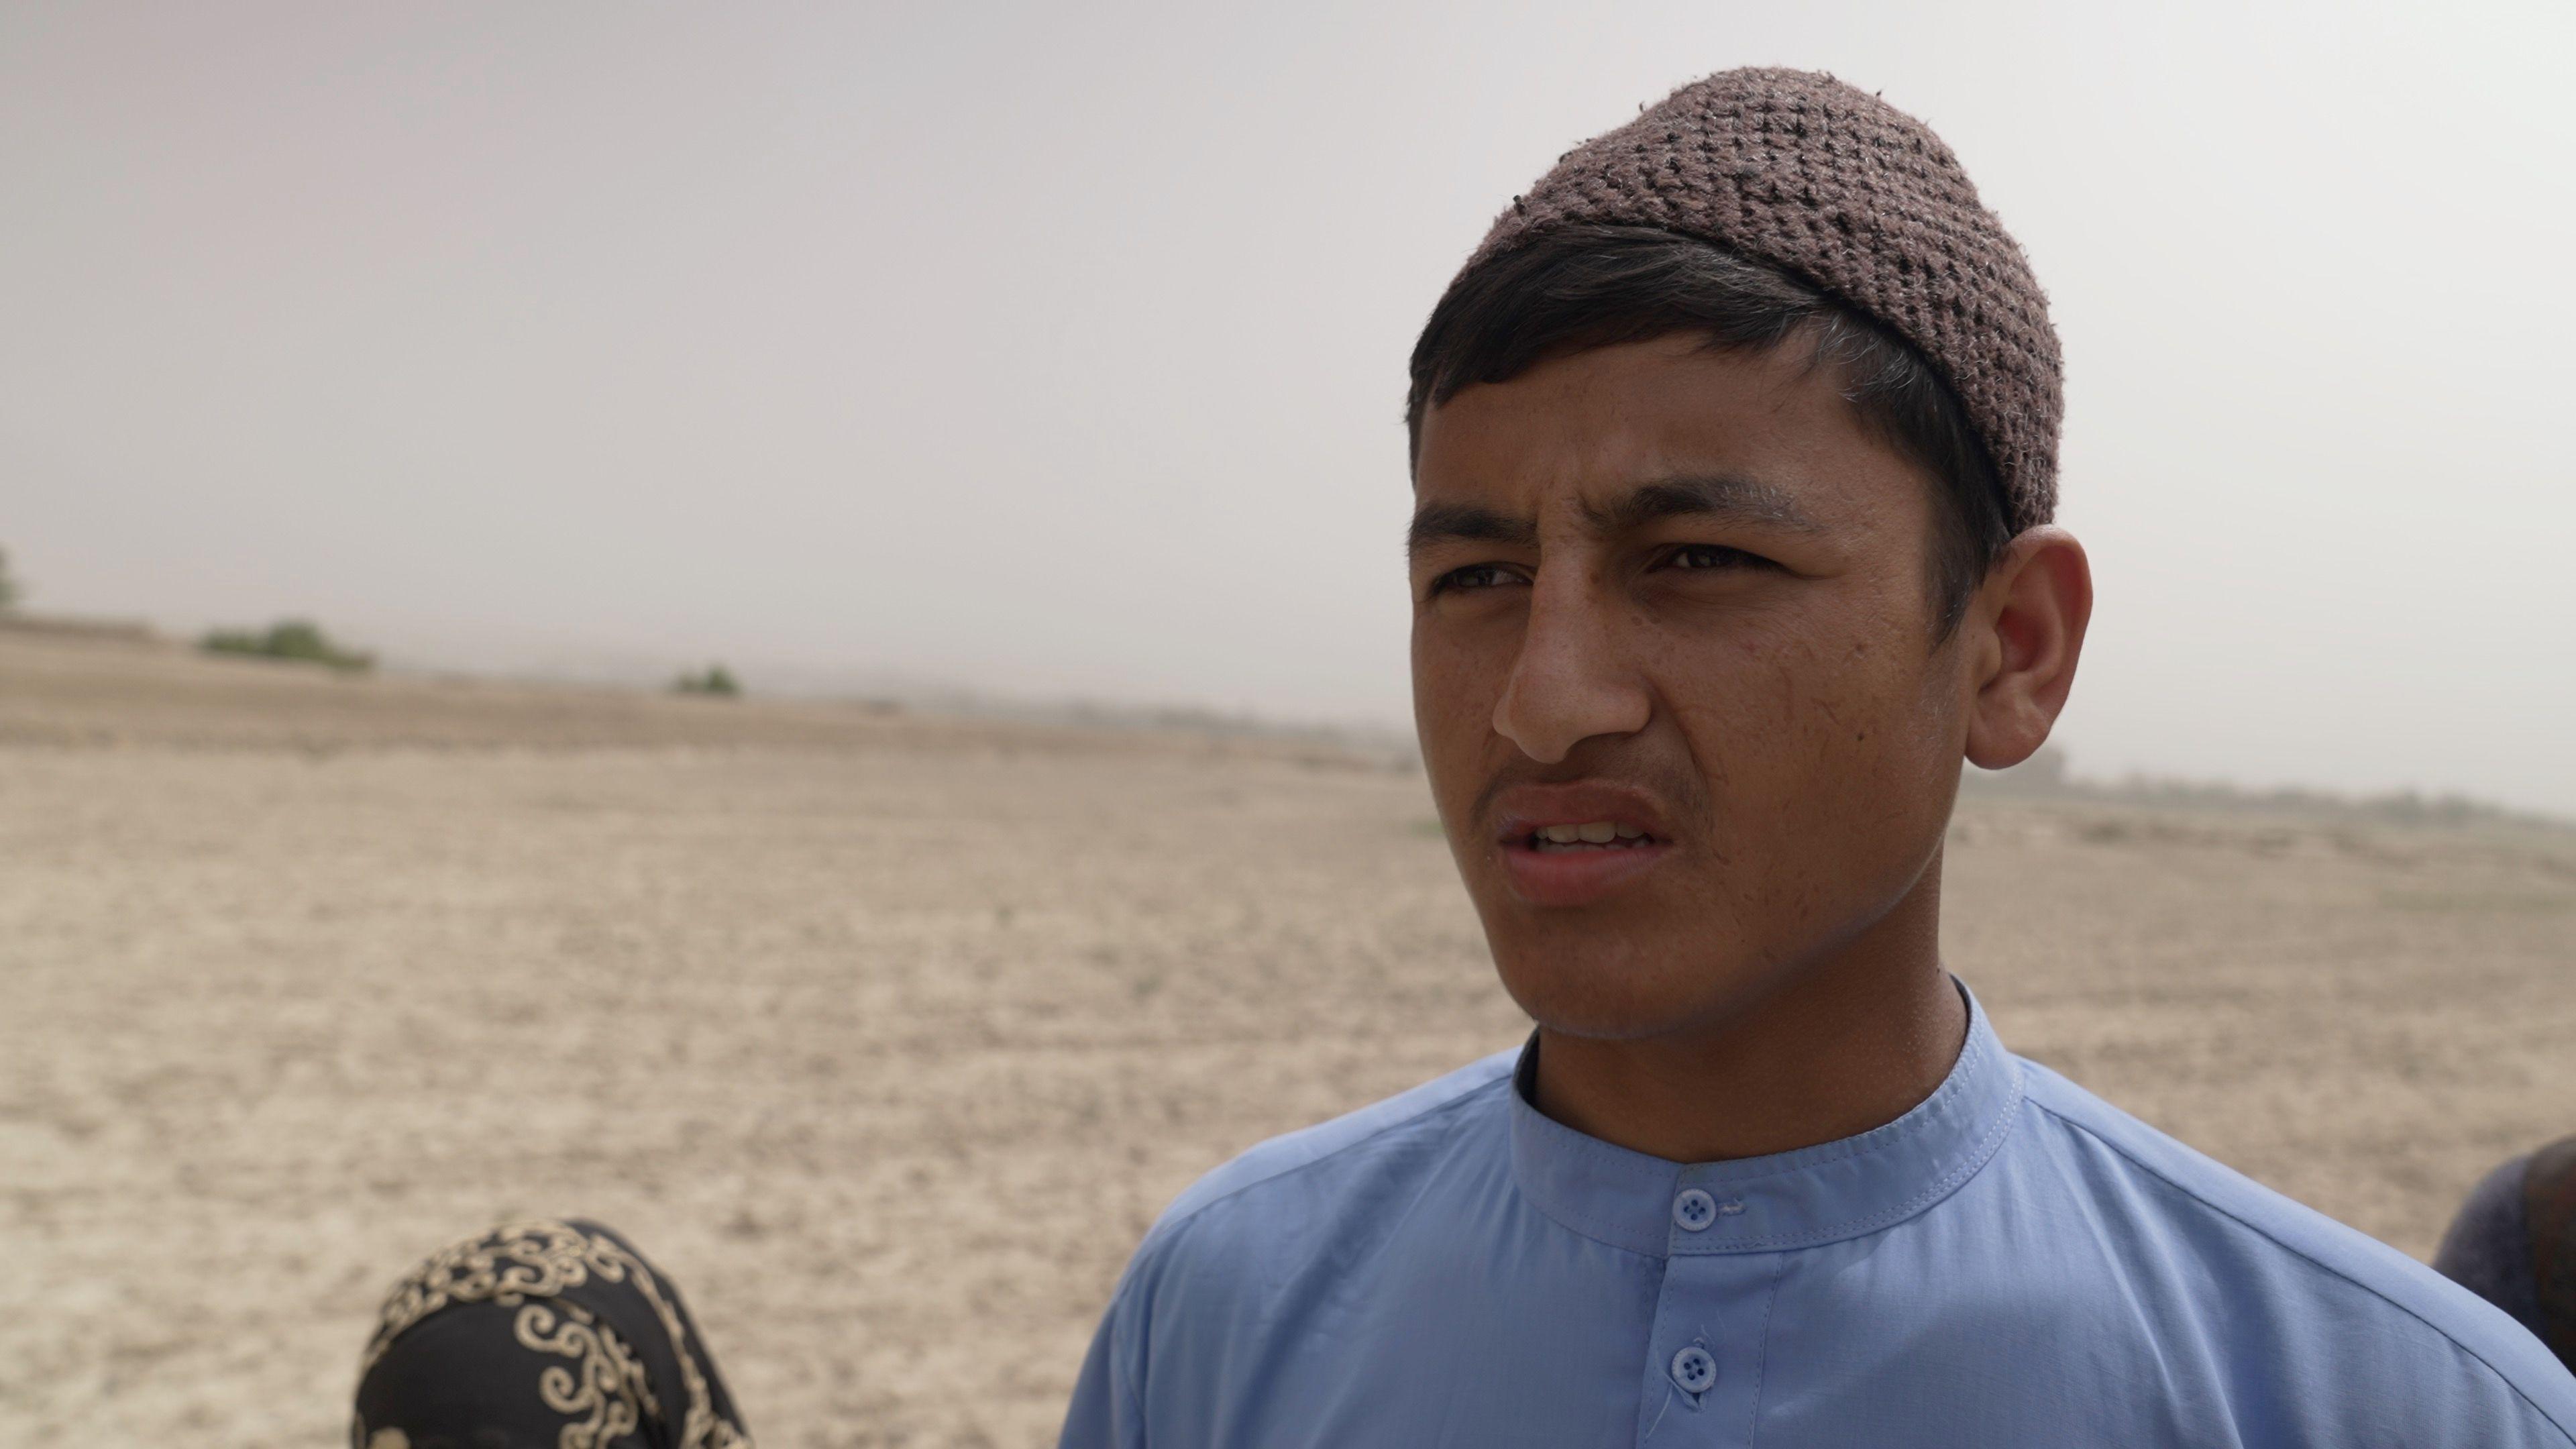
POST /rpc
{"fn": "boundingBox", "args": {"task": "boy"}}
[1055,66,2576,1448]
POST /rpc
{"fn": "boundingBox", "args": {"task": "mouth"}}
[1517,819,1662,853]
[1489,784,1681,908]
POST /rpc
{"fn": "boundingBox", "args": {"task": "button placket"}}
[1635,1242,1783,1440]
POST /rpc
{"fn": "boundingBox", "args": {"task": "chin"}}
[1488,932,1768,1042]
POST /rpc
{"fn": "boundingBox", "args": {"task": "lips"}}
[1489,782,1679,908]
[1493,782,1673,844]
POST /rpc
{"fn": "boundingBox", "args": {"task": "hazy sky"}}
[5,1,2571,812]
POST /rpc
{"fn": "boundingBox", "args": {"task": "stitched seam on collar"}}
[1509,988,2010,1257]
[1689,1036,1994,1187]
[1506,1177,1674,1260]
[1506,1101,1674,1256]
[1511,1016,1992,1189]
[1670,1057,2027,1252]
[1155,1067,1509,1236]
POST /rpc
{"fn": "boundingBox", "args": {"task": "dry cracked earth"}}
[4,630,2571,1444]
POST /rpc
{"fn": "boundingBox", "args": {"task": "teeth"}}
[1532,820,1648,847]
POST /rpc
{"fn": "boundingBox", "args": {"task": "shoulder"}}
[1060,1051,1520,1445]
[2011,1055,2576,1439]
[1102,1047,1518,1305]
[1152,1046,1517,1230]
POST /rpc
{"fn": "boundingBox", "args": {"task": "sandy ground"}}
[5,631,2573,1445]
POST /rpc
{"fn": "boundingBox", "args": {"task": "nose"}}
[1491,566,1652,764]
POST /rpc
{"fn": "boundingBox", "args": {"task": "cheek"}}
[1411,622,1503,792]
[1657,616,1945,811]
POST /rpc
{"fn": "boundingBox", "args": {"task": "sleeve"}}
[1054,1277,1147,1449]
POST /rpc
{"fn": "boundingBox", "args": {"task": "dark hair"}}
[1405,224,2013,643]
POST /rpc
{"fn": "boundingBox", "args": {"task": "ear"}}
[1963,525,2092,771]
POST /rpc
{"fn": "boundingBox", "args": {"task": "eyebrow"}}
[1582,474,1825,536]
[1406,473,1823,561]
[1405,503,1538,558]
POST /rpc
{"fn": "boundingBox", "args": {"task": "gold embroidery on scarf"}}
[359,1218,753,1449]
[517,1302,653,1449]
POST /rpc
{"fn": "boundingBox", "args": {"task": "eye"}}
[1662,543,1764,572]
[1428,564,1526,596]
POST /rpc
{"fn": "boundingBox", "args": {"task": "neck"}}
[1529,855,1968,1164]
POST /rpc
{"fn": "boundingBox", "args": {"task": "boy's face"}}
[1409,332,1977,1042]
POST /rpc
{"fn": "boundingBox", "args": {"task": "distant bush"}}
[672,663,741,698]
[201,619,375,674]
[0,547,19,611]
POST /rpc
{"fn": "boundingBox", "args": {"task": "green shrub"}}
[672,663,741,698]
[0,547,19,611]
[201,619,375,673]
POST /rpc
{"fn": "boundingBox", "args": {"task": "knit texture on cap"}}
[1464,67,2062,531]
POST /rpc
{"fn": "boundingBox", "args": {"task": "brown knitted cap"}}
[1463,67,2062,532]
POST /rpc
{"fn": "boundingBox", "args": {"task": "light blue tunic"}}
[1057,981,2576,1446]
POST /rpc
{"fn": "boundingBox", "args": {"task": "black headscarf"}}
[353,1218,754,1449]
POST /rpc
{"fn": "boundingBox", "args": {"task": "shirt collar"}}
[1506,975,2024,1257]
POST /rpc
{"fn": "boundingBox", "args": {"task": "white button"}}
[1670,1344,1717,1395]
[1672,1187,1717,1231]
